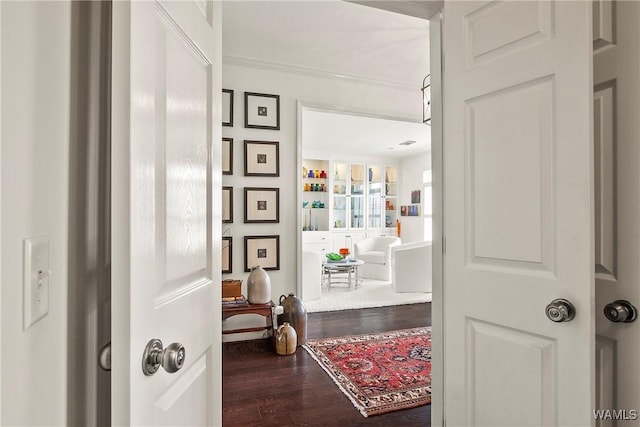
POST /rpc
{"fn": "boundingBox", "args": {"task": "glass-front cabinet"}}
[331,161,365,231]
[367,164,398,231]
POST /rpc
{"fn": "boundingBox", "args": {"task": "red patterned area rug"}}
[303,327,431,417]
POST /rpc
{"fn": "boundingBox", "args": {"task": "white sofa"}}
[301,250,323,301]
[391,241,432,293]
[353,236,401,281]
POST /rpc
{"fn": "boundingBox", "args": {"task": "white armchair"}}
[354,236,401,281]
[391,241,432,293]
[301,250,323,301]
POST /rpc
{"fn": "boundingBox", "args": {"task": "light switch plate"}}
[23,236,50,330]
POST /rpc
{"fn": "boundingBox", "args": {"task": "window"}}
[423,170,432,242]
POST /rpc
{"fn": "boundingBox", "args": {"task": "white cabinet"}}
[302,231,330,254]
[331,161,366,231]
[367,164,398,233]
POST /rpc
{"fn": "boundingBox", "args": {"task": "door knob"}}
[603,300,637,323]
[98,342,111,371]
[545,299,576,322]
[142,339,186,376]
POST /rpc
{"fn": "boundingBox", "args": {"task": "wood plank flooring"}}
[223,303,432,426]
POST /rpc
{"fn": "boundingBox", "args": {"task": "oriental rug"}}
[303,327,431,417]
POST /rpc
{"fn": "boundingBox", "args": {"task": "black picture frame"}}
[222,137,233,175]
[244,140,280,177]
[244,92,280,130]
[222,89,234,127]
[244,187,279,223]
[222,186,233,223]
[244,235,280,272]
[222,236,232,274]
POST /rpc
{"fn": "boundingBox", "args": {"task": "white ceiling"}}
[222,1,431,159]
[221,1,430,87]
[302,109,430,160]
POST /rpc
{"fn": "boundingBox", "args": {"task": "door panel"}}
[593,1,640,424]
[443,1,594,425]
[112,1,220,425]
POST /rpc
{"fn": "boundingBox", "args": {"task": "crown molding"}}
[222,55,417,91]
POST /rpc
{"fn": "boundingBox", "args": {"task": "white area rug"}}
[304,279,432,313]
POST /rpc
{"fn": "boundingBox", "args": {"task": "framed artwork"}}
[409,205,420,216]
[244,140,280,177]
[244,92,280,130]
[411,190,421,204]
[244,187,279,223]
[244,235,280,272]
[400,206,408,216]
[222,138,233,175]
[222,89,234,127]
[222,186,233,223]
[222,236,232,274]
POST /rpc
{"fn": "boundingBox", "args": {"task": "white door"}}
[593,1,640,424]
[111,1,222,425]
[443,1,594,426]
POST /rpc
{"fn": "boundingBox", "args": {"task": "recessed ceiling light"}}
[399,140,416,146]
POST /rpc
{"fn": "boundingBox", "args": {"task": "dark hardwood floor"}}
[222,303,432,426]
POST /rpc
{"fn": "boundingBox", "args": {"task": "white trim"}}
[223,55,417,91]
[429,12,444,427]
[0,1,3,421]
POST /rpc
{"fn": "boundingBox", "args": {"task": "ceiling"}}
[222,1,431,158]
[302,109,430,160]
[221,1,430,87]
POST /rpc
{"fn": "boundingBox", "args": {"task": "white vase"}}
[247,265,271,304]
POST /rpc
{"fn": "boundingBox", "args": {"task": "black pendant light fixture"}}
[422,74,431,125]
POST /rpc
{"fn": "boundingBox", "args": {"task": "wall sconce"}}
[422,74,431,125]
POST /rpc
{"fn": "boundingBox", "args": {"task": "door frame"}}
[428,12,444,427]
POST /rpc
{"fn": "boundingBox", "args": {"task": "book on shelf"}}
[222,295,249,307]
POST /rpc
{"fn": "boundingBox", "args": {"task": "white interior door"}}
[443,1,594,426]
[593,1,640,424]
[111,1,222,425]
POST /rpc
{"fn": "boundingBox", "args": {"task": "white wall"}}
[399,150,431,243]
[1,2,70,425]
[221,61,420,339]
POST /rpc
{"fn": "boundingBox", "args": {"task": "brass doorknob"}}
[603,300,637,323]
[545,299,576,323]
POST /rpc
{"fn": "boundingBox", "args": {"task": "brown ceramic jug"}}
[275,322,297,355]
[278,293,307,346]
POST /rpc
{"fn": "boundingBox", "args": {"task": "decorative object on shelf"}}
[275,322,297,355]
[244,92,280,130]
[222,89,234,127]
[302,166,307,178]
[222,186,233,223]
[307,169,314,178]
[222,137,233,175]
[278,293,308,346]
[411,190,421,204]
[247,265,271,304]
[221,279,241,298]
[222,237,232,274]
[422,74,431,125]
[307,211,314,231]
[244,187,279,223]
[397,219,401,238]
[244,140,279,176]
[244,235,280,272]
[320,170,326,178]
